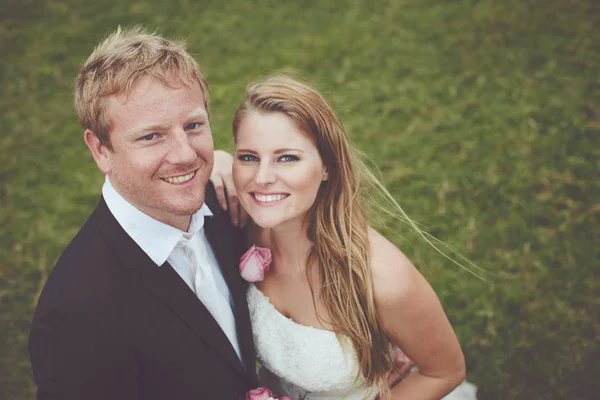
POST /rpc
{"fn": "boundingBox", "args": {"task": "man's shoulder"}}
[204,182,223,219]
[37,200,131,312]
[57,199,117,269]
[203,183,247,257]
[204,182,242,233]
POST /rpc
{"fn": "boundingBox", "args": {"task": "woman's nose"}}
[254,162,276,186]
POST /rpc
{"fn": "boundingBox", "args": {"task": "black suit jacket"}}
[29,185,258,399]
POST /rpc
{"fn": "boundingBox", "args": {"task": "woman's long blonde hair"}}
[233,75,396,392]
[233,75,482,396]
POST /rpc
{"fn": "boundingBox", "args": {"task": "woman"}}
[232,76,475,399]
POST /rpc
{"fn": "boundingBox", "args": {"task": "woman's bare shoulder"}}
[367,227,425,305]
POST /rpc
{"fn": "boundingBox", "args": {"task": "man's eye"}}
[237,154,258,162]
[140,133,157,141]
[186,122,202,130]
[279,154,299,162]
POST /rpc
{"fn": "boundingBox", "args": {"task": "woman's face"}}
[233,111,328,230]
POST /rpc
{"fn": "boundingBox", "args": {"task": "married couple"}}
[29,27,476,400]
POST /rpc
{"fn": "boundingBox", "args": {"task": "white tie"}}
[177,233,242,361]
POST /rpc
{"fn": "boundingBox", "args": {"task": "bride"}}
[230,75,477,399]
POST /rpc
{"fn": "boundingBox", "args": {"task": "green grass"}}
[1,0,599,399]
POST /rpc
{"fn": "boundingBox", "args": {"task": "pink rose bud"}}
[246,387,274,400]
[240,245,272,282]
[376,347,416,399]
[393,346,415,378]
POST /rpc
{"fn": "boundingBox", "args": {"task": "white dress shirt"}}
[102,176,242,360]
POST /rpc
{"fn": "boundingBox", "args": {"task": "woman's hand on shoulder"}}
[368,228,466,386]
[210,149,249,227]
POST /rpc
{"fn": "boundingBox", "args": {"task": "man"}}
[29,27,257,399]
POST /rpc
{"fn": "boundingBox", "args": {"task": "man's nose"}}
[166,132,197,164]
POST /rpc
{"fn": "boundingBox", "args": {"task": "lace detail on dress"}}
[247,284,378,400]
[247,284,478,400]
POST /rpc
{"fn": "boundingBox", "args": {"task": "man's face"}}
[97,76,213,230]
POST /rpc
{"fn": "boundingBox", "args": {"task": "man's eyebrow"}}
[125,123,167,137]
[124,108,209,137]
[186,108,208,120]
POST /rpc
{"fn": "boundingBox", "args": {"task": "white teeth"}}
[253,193,288,203]
[163,171,195,184]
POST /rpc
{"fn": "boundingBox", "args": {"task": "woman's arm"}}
[369,228,466,399]
[210,149,249,227]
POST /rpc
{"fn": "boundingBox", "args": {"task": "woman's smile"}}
[233,111,327,229]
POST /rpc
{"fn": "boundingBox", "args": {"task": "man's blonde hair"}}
[74,26,209,149]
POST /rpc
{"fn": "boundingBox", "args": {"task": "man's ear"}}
[84,129,112,174]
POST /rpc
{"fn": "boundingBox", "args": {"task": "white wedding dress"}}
[247,284,478,400]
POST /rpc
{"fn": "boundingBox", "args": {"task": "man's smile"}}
[160,170,197,184]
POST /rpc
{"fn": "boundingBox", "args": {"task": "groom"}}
[28,27,257,399]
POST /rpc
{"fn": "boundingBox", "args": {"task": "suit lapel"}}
[95,197,246,375]
[139,260,245,375]
[203,217,244,301]
[204,215,257,378]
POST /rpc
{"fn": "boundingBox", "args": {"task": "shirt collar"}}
[102,176,213,266]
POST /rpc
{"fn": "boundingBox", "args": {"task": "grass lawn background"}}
[1,0,598,399]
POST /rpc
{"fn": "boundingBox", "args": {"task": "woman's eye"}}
[237,154,258,162]
[140,133,157,141]
[279,154,299,162]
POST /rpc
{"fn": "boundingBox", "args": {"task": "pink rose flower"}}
[246,387,274,400]
[240,245,272,282]
[393,345,415,378]
[376,346,416,399]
